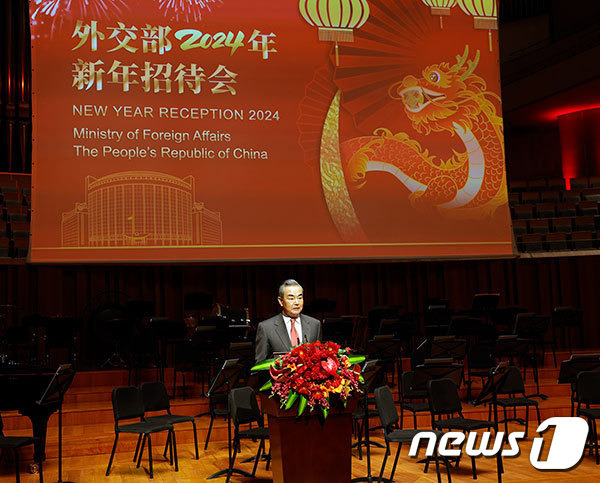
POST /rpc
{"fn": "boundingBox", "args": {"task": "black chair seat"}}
[387,429,444,443]
[0,436,37,448]
[146,414,195,425]
[238,427,270,439]
[434,417,492,431]
[401,401,429,412]
[404,389,427,398]
[117,421,173,434]
[579,408,600,418]
[496,397,538,408]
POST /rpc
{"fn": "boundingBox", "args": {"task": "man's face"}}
[278,285,304,318]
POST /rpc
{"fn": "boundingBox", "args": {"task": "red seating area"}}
[509,177,600,252]
[0,177,31,259]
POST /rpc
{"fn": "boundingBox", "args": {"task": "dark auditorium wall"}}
[0,256,598,350]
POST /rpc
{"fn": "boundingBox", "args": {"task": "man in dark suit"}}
[255,279,322,363]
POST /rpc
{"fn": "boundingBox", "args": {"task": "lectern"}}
[261,394,357,483]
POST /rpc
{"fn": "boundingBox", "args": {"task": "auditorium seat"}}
[571,231,595,250]
[545,233,568,251]
[582,187,600,201]
[536,202,555,218]
[579,200,599,216]
[562,190,581,203]
[509,180,527,192]
[551,217,573,233]
[540,190,560,203]
[528,179,547,191]
[590,177,600,188]
[557,202,577,217]
[512,219,527,236]
[0,221,7,237]
[8,212,28,223]
[12,238,29,258]
[10,221,30,238]
[570,177,589,190]
[521,191,540,204]
[0,237,10,258]
[547,178,566,191]
[520,234,543,252]
[508,192,520,206]
[574,216,596,232]
[514,204,534,219]
[529,219,549,234]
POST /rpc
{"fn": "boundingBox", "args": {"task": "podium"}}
[261,394,356,483]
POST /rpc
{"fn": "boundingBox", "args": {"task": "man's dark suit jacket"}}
[254,313,322,363]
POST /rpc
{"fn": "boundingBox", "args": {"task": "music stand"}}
[36,364,76,483]
[351,360,388,483]
[494,335,546,399]
[412,361,464,391]
[205,359,254,481]
[557,354,600,416]
[365,337,402,386]
[430,336,467,361]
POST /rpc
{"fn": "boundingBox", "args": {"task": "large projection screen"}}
[29,0,513,262]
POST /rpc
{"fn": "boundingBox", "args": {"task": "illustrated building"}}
[61,171,222,247]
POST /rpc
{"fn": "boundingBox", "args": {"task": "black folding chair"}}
[106,386,177,479]
[557,353,600,416]
[0,413,43,483]
[428,378,503,483]
[576,371,600,465]
[140,381,199,460]
[207,386,269,483]
[490,366,540,437]
[374,386,450,483]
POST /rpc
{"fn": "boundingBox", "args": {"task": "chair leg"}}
[525,405,529,437]
[265,446,271,471]
[434,449,442,483]
[106,433,119,476]
[172,429,179,472]
[164,431,171,460]
[14,449,20,483]
[471,455,477,480]
[503,407,508,435]
[400,405,404,429]
[413,411,418,429]
[378,441,390,482]
[147,434,154,479]
[226,437,239,483]
[172,370,177,398]
[133,433,142,462]
[390,442,402,481]
[38,456,43,483]
[251,439,264,476]
[137,434,146,468]
[205,414,215,450]
[168,431,174,465]
[191,419,199,459]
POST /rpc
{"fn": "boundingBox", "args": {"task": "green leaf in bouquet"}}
[285,390,299,410]
[250,358,276,371]
[297,395,308,416]
[359,375,365,383]
[347,355,366,365]
[321,406,328,420]
[259,379,273,392]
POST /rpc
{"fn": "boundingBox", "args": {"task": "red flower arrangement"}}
[251,341,365,418]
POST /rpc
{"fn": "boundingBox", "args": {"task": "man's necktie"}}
[290,318,300,346]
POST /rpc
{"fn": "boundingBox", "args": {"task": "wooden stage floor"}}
[1,350,599,482]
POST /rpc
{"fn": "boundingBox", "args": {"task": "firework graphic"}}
[31,0,129,38]
[157,0,221,22]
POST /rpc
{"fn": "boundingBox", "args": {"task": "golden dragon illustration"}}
[320,46,507,238]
